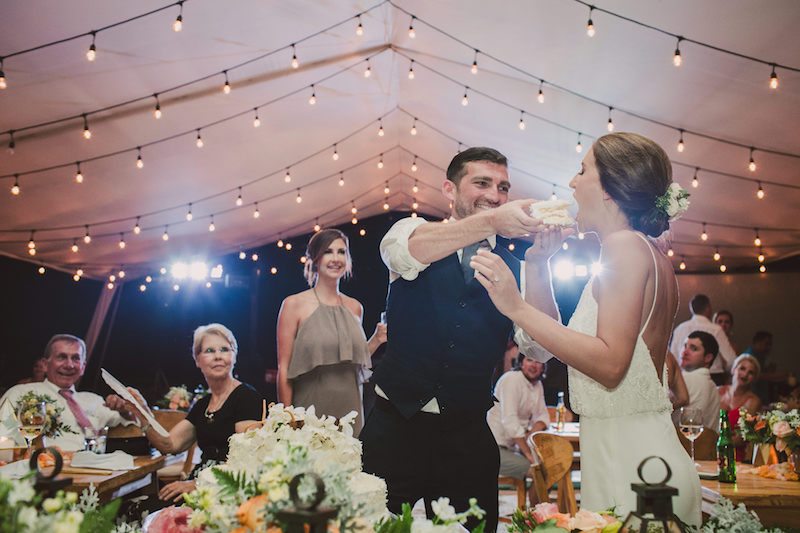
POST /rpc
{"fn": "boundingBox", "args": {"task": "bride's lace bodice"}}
[567,236,673,418]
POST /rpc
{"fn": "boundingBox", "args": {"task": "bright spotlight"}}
[210,264,224,279]
[189,261,208,280]
[574,264,588,277]
[553,260,575,280]
[590,262,603,276]
[171,262,189,280]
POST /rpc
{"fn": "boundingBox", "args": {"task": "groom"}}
[361,147,546,532]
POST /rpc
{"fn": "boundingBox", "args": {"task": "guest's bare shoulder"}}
[340,294,364,320]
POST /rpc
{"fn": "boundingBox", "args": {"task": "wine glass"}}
[679,407,704,466]
[17,401,47,451]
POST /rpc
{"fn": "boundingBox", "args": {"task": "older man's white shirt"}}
[670,315,736,374]
[487,370,550,449]
[0,379,134,451]
[672,367,720,432]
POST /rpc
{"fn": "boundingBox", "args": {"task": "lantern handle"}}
[288,472,326,510]
[636,455,672,486]
[29,447,63,480]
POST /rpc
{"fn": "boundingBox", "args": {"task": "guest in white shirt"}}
[669,294,735,379]
[0,334,137,451]
[487,353,549,504]
[672,331,720,431]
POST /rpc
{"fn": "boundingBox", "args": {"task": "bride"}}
[471,132,700,525]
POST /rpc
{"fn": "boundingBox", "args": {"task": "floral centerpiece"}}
[508,503,621,533]
[739,405,800,453]
[156,386,201,411]
[375,498,485,533]
[13,391,76,439]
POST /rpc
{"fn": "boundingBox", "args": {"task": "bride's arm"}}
[523,227,571,321]
[472,231,649,389]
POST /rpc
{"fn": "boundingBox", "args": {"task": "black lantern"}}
[275,472,338,533]
[620,456,687,533]
[29,447,72,498]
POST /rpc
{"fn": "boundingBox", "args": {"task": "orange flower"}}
[237,494,270,530]
[754,420,766,431]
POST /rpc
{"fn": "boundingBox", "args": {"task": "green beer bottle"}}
[717,409,737,483]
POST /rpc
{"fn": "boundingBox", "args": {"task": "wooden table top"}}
[545,422,580,442]
[59,455,164,495]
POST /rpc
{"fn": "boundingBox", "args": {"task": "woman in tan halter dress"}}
[276,229,387,435]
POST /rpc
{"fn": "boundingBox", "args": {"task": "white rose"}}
[8,480,35,506]
[42,498,62,513]
[17,507,38,529]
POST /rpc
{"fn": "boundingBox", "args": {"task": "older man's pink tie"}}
[59,389,94,432]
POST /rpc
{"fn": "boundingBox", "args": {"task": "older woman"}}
[131,323,263,502]
[718,353,762,461]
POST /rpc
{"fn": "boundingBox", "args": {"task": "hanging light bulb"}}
[308,84,316,105]
[332,144,339,161]
[677,130,685,152]
[411,212,418,219]
[471,50,479,74]
[133,217,141,235]
[359,228,366,236]
[673,37,683,67]
[208,216,216,232]
[86,32,97,62]
[253,108,261,128]
[118,269,126,279]
[759,264,766,273]
[383,199,390,210]
[679,258,686,270]
[38,265,45,275]
[83,225,91,244]
[691,167,699,188]
[411,156,418,172]
[413,180,419,193]
[578,232,585,240]
[285,242,293,250]
[713,248,721,261]
[139,284,147,292]
[0,59,7,90]
[748,148,757,172]
[719,264,727,273]
[461,87,469,106]
[270,266,278,274]
[75,163,84,184]
[153,94,162,119]
[769,65,778,89]
[71,239,79,253]
[186,203,193,221]
[408,16,416,38]
[412,198,419,210]
[173,1,184,31]
[562,242,569,250]
[338,172,345,187]
[606,107,614,132]
[537,81,545,103]
[575,133,583,153]
[378,119,384,137]
[586,7,595,37]
[284,168,291,183]
[136,148,144,169]
[159,267,167,275]
[196,129,204,148]
[82,114,92,139]
[754,229,762,247]
[758,248,765,263]
[10,175,20,195]
[291,44,299,69]
[313,221,321,232]
[162,226,170,241]
[27,231,36,250]
[700,223,708,241]
[667,247,674,257]
[756,182,765,199]
[235,187,243,206]
[296,189,302,203]
[384,182,390,194]
[355,15,364,36]
[277,239,284,248]
[408,60,415,80]
[410,118,418,135]
[146,275,153,283]
[377,154,384,169]
[253,203,260,218]
[364,60,372,78]
[251,253,259,262]
[351,202,358,215]
[74,274,81,282]
[77,268,84,277]
[550,187,557,201]
[518,111,526,131]
[7,131,15,154]
[118,234,126,249]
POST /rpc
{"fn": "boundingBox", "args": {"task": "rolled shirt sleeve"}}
[379,217,431,281]
[514,328,554,363]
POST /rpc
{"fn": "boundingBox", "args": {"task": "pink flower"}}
[569,509,608,531]
[531,502,560,523]
[148,506,203,533]
[772,420,794,438]
[776,437,787,453]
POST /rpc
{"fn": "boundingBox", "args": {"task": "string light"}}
[82,114,92,139]
[118,268,126,279]
[364,60,372,78]
[562,242,569,250]
[411,156,418,172]
[208,216,216,232]
[461,87,469,106]
[73,274,81,282]
[377,154,384,169]
[355,15,364,36]
[195,129,204,148]
[153,94,162,119]
[77,268,84,277]
[139,284,147,292]
[412,198,419,210]
[162,226,170,241]
[667,247,674,257]
[308,84,316,105]
[679,257,687,270]
[118,233,126,249]
[251,253,259,261]
[7,131,15,153]
[518,111,526,131]
[351,201,358,214]
[360,228,366,236]
[769,65,778,89]
[235,187,243,206]
[83,225,91,244]
[377,119,384,137]
[748,148,757,172]
[332,144,339,161]
[75,163,84,184]
[186,203,193,221]
[756,181,765,199]
[537,81,545,104]
[159,267,167,275]
[586,7,595,37]
[27,231,36,251]
[471,50,479,74]
[713,248,721,261]
[691,167,699,188]
[0,59,7,89]
[410,118,417,135]
[606,107,614,132]
[285,242,292,250]
[384,182,390,194]
[673,37,683,67]
[173,284,180,291]
[71,239,79,253]
[411,212,417,219]
[508,243,515,251]
[383,197,390,210]
[271,267,278,275]
[550,186,557,201]
[408,59,415,80]
[296,188,303,203]
[754,229,762,247]
[239,250,246,261]
[253,203,260,218]
[291,44,299,69]
[38,265,46,275]
[338,172,345,186]
[758,248,765,263]
[277,239,284,248]
[284,168,291,183]
[700,223,708,241]
[146,275,153,283]
[677,130,685,152]
[314,220,321,232]
[412,180,419,193]
[173,1,183,32]
[408,16,416,38]
[253,108,261,128]
[575,133,583,153]
[10,175,20,195]
[759,264,766,273]
[719,264,727,273]
[86,32,97,62]
[134,217,141,234]
[136,148,144,169]
[578,232,585,240]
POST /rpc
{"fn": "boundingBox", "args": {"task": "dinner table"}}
[696,460,800,528]
[57,454,165,503]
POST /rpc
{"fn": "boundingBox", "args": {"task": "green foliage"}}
[79,499,122,533]
[211,467,258,498]
[374,503,414,533]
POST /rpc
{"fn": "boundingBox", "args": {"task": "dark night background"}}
[0,210,594,410]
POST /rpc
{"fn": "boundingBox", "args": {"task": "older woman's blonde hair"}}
[731,353,761,379]
[192,323,238,359]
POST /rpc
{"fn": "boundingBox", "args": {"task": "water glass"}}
[84,425,108,454]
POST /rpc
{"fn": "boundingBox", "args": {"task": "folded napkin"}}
[0,459,31,480]
[71,450,135,471]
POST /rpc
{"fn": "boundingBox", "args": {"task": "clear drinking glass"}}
[84,425,108,454]
[679,407,705,465]
[17,401,47,451]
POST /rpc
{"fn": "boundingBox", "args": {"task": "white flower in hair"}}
[656,182,690,221]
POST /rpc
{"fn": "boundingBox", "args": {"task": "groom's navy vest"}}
[372,245,521,419]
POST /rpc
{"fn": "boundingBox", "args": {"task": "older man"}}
[0,334,138,451]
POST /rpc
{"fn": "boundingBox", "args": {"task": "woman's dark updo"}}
[593,132,672,237]
[303,228,352,286]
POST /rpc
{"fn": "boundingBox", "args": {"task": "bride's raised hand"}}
[470,248,526,318]
[525,226,575,262]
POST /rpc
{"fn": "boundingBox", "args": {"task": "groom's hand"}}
[525,227,575,261]
[488,199,542,238]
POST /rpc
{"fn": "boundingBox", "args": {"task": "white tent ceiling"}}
[1,0,799,280]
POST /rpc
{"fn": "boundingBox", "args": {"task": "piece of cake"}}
[530,199,575,226]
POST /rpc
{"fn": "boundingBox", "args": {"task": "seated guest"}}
[672,331,720,431]
[17,356,48,384]
[487,353,549,504]
[125,323,263,503]
[718,353,762,461]
[670,294,736,382]
[0,334,138,451]
[713,310,739,355]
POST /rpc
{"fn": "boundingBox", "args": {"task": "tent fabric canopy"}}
[1,0,798,280]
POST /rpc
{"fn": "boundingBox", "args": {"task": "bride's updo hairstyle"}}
[593,132,672,237]
[303,228,352,286]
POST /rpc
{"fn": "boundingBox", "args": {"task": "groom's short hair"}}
[688,330,718,366]
[446,147,508,185]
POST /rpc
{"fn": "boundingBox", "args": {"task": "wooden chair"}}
[675,426,718,461]
[152,409,197,484]
[498,475,528,510]
[529,432,577,515]
[546,406,575,424]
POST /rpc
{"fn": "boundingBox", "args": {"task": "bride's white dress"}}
[567,233,701,525]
